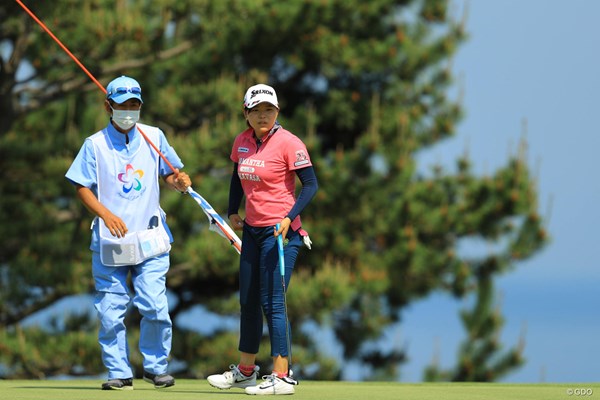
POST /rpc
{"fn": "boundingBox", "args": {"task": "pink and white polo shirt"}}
[230,127,312,227]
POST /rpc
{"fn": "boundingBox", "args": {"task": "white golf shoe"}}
[207,364,260,390]
[245,374,298,395]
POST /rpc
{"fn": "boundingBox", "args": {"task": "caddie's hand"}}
[102,213,128,238]
[229,214,244,231]
[274,217,291,239]
[173,169,191,193]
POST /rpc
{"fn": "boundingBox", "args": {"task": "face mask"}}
[110,106,140,130]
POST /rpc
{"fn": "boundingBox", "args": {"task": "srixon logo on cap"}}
[250,89,274,98]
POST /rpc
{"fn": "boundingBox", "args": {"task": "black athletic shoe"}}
[143,371,175,388]
[101,378,133,390]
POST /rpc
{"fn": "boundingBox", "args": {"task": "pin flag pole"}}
[16,0,242,253]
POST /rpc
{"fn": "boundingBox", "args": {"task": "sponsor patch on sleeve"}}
[238,146,249,153]
[294,150,310,167]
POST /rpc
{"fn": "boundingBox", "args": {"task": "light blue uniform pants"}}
[92,252,172,379]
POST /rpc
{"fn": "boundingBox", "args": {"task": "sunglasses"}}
[107,86,142,97]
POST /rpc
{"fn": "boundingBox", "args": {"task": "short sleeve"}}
[284,136,312,171]
[65,138,97,189]
[230,135,242,163]
[158,129,184,176]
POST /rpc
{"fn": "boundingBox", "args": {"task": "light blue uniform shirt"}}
[66,122,184,251]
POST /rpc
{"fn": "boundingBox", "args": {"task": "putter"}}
[276,223,293,376]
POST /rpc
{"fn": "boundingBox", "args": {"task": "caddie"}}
[65,75,191,390]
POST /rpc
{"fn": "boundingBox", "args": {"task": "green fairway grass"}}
[1,379,598,400]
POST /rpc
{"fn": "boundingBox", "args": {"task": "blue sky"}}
[403,0,600,382]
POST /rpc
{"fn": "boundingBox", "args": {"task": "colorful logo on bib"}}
[118,164,144,193]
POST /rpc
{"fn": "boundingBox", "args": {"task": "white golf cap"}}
[243,84,279,109]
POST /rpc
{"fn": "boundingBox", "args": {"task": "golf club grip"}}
[276,223,285,277]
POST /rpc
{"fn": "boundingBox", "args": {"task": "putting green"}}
[1,379,597,400]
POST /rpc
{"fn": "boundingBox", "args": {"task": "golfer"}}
[207,84,318,395]
[65,76,191,390]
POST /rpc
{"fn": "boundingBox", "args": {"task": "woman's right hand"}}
[229,214,244,231]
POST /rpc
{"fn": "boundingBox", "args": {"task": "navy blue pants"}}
[238,224,302,357]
